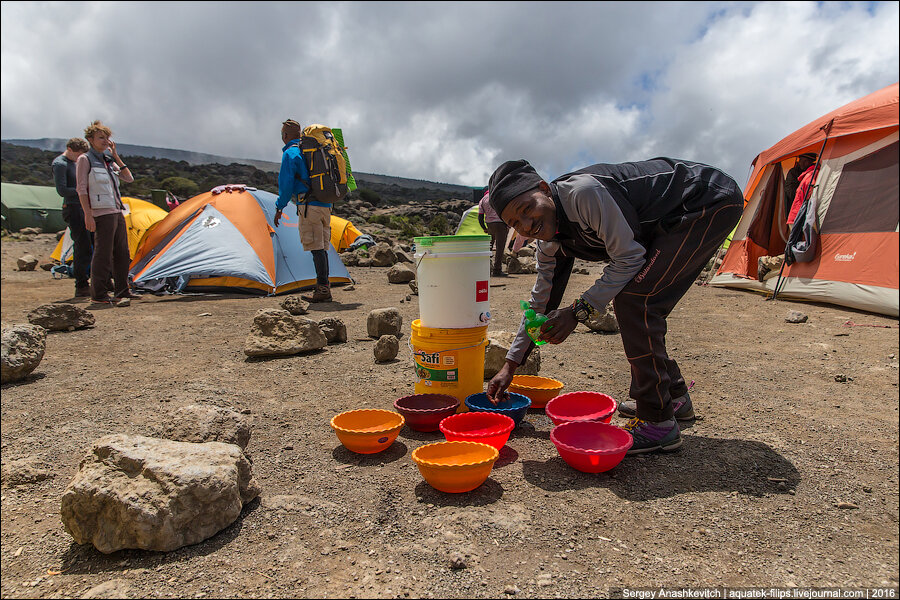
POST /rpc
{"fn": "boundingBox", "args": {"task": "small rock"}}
[27,303,95,331]
[1,324,47,383]
[318,317,348,344]
[374,335,400,363]
[387,264,416,284]
[503,584,520,595]
[280,296,310,316]
[786,310,808,323]
[16,254,38,271]
[1,457,53,487]
[449,552,467,570]
[836,502,859,509]
[81,578,131,599]
[834,374,849,383]
[367,307,402,338]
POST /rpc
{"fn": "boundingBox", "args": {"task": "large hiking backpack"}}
[298,124,349,204]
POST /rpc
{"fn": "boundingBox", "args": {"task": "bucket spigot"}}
[479,311,492,323]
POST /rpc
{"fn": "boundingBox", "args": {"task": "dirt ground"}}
[1,234,898,599]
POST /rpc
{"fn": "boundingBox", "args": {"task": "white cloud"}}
[1,1,897,189]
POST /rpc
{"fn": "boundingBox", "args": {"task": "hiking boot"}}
[757,264,771,282]
[303,284,332,303]
[623,418,682,455]
[89,296,115,309]
[119,291,143,300]
[618,392,696,421]
[115,297,131,307]
[74,286,92,298]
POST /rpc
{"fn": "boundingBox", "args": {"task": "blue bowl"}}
[464,392,531,427]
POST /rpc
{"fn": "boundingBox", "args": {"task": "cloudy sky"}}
[1,1,897,188]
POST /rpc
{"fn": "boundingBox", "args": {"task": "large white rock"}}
[483,331,541,379]
[61,434,260,553]
[1,323,47,383]
[367,307,402,338]
[243,308,327,357]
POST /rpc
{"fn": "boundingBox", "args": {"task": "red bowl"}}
[393,394,460,432]
[545,391,617,426]
[550,421,633,473]
[439,412,515,450]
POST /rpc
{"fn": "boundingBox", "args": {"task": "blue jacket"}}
[276,139,320,211]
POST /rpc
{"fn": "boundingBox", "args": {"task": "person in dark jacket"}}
[485,158,743,454]
[52,137,91,296]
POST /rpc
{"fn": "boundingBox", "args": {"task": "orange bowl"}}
[508,375,564,408]
[411,441,499,493]
[330,409,405,454]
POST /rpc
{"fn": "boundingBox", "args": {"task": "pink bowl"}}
[545,391,617,426]
[550,421,633,473]
[439,412,515,450]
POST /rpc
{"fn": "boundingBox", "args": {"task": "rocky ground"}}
[1,233,898,599]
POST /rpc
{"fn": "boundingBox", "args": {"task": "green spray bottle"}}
[520,300,550,346]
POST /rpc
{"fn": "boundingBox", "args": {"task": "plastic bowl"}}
[550,421,633,473]
[439,412,515,449]
[545,391,617,426]
[412,441,499,493]
[508,375,564,409]
[464,392,531,426]
[393,394,460,432]
[330,409,405,454]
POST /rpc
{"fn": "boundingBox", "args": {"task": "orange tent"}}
[711,83,899,316]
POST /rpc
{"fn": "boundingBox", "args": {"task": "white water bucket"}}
[414,235,492,329]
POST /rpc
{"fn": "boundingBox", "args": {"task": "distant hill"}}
[2,138,478,197]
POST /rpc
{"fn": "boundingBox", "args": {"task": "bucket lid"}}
[414,234,491,247]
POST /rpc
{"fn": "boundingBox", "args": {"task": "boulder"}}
[507,256,537,275]
[243,308,327,357]
[367,307,402,338]
[155,404,251,450]
[318,317,348,344]
[387,263,416,284]
[279,296,310,316]
[371,243,397,267]
[786,310,809,324]
[19,227,41,236]
[483,331,541,379]
[517,247,534,258]
[1,324,47,383]
[374,335,400,362]
[584,303,619,333]
[27,303,95,331]
[340,251,360,267]
[16,254,38,271]
[60,434,260,553]
[392,246,414,264]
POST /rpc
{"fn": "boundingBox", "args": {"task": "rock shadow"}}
[331,441,408,466]
[306,302,363,312]
[1,372,47,388]
[521,435,800,499]
[414,478,504,507]
[57,497,261,573]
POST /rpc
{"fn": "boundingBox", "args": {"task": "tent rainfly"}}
[129,186,352,295]
[1,183,66,232]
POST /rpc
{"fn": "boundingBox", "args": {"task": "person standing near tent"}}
[477,189,509,277]
[52,137,91,297]
[783,152,816,220]
[485,158,743,454]
[76,120,138,307]
[272,119,332,302]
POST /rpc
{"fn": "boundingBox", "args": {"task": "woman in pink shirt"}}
[76,120,138,306]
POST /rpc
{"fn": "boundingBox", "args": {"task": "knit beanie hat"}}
[488,160,543,221]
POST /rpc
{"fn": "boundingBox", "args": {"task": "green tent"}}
[454,205,482,236]
[1,183,66,232]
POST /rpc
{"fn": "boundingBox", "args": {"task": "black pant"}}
[613,185,743,422]
[91,213,131,300]
[62,203,94,289]
[486,221,509,275]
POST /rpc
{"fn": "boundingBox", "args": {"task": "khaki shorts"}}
[299,204,332,251]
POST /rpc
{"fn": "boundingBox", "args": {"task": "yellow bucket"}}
[411,319,488,412]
